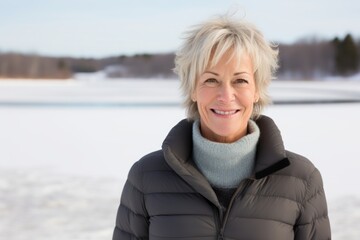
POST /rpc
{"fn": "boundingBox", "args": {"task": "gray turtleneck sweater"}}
[192,120,260,209]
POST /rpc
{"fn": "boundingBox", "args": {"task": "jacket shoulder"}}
[279,150,319,181]
[277,151,322,188]
[127,150,171,181]
[137,149,170,171]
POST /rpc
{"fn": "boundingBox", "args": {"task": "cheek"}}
[196,88,215,104]
[195,89,214,119]
[237,89,257,104]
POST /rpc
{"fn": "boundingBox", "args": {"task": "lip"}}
[211,108,240,117]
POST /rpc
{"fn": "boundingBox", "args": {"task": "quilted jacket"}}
[113,115,331,240]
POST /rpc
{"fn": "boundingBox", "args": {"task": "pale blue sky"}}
[1,0,359,57]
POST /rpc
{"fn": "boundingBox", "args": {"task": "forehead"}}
[206,51,254,72]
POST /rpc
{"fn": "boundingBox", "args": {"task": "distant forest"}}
[0,34,359,80]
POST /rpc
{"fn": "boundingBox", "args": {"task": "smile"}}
[211,109,239,115]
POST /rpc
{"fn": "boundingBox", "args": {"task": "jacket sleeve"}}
[294,168,331,240]
[113,161,149,240]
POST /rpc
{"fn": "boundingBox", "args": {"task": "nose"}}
[217,83,235,103]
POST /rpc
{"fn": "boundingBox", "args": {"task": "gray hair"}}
[174,15,279,120]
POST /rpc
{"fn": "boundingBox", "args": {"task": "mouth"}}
[211,109,240,116]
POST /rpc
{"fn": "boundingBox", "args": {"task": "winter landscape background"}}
[0,78,359,239]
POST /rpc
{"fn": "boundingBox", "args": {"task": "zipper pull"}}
[218,233,224,240]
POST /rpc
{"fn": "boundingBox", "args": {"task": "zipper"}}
[213,205,223,239]
[216,178,254,238]
[237,178,253,200]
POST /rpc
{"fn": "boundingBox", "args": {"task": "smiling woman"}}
[112,14,331,240]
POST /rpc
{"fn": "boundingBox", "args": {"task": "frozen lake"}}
[0,79,360,239]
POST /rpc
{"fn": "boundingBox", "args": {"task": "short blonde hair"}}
[174,15,279,120]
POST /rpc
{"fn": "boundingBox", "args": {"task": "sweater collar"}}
[192,120,260,187]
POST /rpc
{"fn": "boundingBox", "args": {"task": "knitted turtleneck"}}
[192,120,260,189]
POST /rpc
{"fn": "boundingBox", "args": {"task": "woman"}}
[113,15,331,240]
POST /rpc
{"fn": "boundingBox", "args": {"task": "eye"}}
[204,78,219,86]
[233,78,249,84]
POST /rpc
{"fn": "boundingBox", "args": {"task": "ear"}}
[254,92,260,103]
[191,91,197,102]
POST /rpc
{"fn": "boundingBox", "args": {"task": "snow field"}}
[0,79,359,239]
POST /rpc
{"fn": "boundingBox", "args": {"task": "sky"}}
[1,0,359,58]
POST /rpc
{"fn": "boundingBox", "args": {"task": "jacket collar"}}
[253,115,290,179]
[161,115,290,205]
[162,119,218,205]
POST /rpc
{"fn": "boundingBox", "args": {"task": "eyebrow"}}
[203,71,249,76]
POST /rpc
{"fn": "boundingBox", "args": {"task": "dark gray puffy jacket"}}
[113,116,331,240]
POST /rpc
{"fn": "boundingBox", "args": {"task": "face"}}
[192,52,258,143]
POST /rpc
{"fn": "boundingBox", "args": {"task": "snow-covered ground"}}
[0,79,359,239]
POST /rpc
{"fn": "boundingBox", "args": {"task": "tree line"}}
[0,34,359,80]
[278,34,359,79]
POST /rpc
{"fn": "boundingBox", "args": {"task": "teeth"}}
[214,110,237,115]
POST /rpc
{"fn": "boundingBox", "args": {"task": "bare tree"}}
[278,39,335,80]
